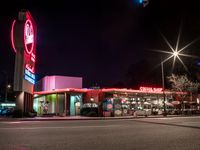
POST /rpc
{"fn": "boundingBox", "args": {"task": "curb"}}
[1,115,200,122]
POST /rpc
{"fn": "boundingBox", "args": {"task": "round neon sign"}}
[24,19,34,55]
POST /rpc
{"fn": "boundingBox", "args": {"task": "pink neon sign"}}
[139,86,163,93]
[11,20,17,53]
[24,19,34,55]
[11,15,36,74]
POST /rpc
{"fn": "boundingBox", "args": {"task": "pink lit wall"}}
[35,76,82,91]
[43,76,56,91]
[55,76,82,89]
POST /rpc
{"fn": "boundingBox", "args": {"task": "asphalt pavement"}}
[0,116,200,150]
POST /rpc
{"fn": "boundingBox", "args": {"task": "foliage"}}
[167,74,200,92]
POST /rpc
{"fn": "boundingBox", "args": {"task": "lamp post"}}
[161,62,167,116]
[5,84,11,102]
[161,51,179,116]
[153,29,197,115]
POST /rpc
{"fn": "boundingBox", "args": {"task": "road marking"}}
[141,116,200,120]
[7,121,22,124]
[0,125,123,130]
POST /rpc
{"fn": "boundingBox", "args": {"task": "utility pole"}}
[161,62,167,116]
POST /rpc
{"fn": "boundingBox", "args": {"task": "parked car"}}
[0,108,14,117]
[80,103,98,117]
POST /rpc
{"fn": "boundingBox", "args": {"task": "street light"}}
[161,61,167,116]
[5,84,11,102]
[152,27,198,116]
[161,51,179,116]
[7,84,11,89]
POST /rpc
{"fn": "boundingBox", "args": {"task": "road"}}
[0,116,200,150]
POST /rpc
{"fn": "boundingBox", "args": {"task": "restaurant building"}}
[33,76,200,117]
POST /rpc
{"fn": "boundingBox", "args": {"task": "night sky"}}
[1,0,200,89]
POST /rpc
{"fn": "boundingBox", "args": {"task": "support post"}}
[161,62,167,116]
[64,92,67,116]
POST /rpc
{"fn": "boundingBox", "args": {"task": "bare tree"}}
[167,74,200,114]
[167,74,199,92]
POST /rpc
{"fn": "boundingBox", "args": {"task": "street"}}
[0,117,200,150]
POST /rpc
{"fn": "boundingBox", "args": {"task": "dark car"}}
[80,103,99,117]
[0,108,14,117]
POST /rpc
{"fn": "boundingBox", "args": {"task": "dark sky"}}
[1,0,200,88]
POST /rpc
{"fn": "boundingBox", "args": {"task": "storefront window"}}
[70,94,82,116]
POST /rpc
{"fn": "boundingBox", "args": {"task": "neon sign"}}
[11,15,36,74]
[24,69,35,84]
[139,87,163,93]
[11,20,17,53]
[24,19,34,55]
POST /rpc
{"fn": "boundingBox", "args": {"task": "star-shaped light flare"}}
[151,27,199,72]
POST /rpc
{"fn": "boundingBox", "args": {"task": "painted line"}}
[142,116,200,120]
[7,121,22,124]
[0,125,123,130]
[0,121,42,124]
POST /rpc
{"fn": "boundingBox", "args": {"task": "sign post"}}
[11,10,37,114]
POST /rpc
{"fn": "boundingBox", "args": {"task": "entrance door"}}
[70,95,82,116]
[75,102,81,115]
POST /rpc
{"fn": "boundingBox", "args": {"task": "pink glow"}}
[25,64,35,73]
[34,87,187,95]
[31,57,35,62]
[24,19,34,55]
[139,86,163,93]
[41,76,82,91]
[101,88,187,95]
[31,53,36,58]
[55,76,82,89]
[34,88,89,95]
[11,20,17,53]
[31,53,36,62]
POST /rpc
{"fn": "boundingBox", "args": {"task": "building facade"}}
[33,77,200,117]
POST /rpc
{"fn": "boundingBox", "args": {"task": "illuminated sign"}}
[24,69,35,84]
[11,13,36,75]
[0,103,16,107]
[107,104,113,110]
[139,87,163,93]
[24,19,36,74]
[24,19,34,54]
[11,20,17,53]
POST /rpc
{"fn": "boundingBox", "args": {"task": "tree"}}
[167,74,199,93]
[167,74,200,114]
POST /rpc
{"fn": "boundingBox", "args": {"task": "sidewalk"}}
[1,114,200,122]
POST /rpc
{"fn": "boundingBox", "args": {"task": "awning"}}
[171,101,181,105]
[165,102,174,107]
[144,102,151,105]
[189,101,197,105]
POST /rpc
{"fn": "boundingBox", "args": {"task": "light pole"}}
[153,28,197,115]
[5,84,11,102]
[161,62,167,116]
[161,51,179,116]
